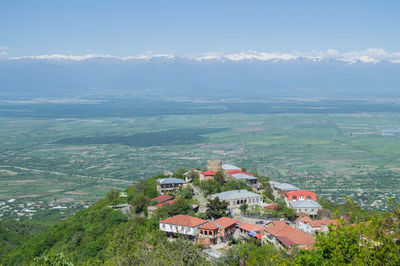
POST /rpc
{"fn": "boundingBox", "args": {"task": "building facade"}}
[209,189,263,212]
[156,177,186,194]
[159,214,208,237]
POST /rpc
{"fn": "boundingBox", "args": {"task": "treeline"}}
[54,128,227,147]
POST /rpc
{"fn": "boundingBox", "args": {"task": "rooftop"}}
[265,221,290,236]
[160,214,208,227]
[200,170,217,176]
[285,190,317,199]
[157,177,186,185]
[226,170,252,176]
[199,217,238,230]
[151,194,174,203]
[210,189,261,201]
[155,199,177,207]
[222,164,241,170]
[264,204,278,210]
[289,200,322,208]
[270,181,300,191]
[277,226,315,247]
[231,173,258,181]
[239,223,264,232]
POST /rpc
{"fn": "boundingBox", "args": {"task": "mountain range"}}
[1,50,400,100]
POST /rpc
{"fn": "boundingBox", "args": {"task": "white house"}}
[288,200,322,218]
[157,177,186,194]
[209,189,263,212]
[159,214,208,237]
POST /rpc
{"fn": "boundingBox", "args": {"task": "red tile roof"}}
[199,217,238,230]
[277,226,315,247]
[226,170,253,176]
[160,214,208,227]
[264,204,278,210]
[265,221,289,236]
[155,199,177,207]
[285,190,317,201]
[151,194,174,203]
[296,216,312,223]
[200,170,217,176]
[239,223,264,232]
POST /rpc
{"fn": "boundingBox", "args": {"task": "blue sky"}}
[1,0,400,58]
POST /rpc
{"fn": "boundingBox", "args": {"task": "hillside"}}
[1,173,399,265]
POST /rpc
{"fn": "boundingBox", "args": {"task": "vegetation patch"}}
[54,128,228,147]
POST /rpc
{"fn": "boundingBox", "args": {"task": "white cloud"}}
[7,48,400,63]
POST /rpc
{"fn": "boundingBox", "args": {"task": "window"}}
[307,196,311,200]
[237,200,240,204]
[161,224,165,229]
[311,208,314,211]
[293,196,297,200]
[200,230,203,235]
[304,208,308,212]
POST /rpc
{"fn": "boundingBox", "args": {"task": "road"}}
[189,183,208,213]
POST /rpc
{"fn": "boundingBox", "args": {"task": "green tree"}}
[206,197,228,219]
[239,203,249,214]
[214,170,225,186]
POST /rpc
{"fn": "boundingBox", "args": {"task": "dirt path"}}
[189,183,208,213]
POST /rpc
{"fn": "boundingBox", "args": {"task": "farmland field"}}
[1,101,400,219]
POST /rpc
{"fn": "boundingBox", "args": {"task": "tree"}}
[214,170,225,186]
[131,193,149,214]
[106,190,121,206]
[239,203,249,214]
[295,207,400,265]
[206,197,228,219]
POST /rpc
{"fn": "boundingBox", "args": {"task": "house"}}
[198,217,238,245]
[288,200,322,218]
[225,170,259,185]
[284,190,317,202]
[209,189,263,212]
[264,220,315,249]
[320,219,339,232]
[264,220,290,245]
[199,170,217,181]
[156,178,186,194]
[159,214,208,238]
[296,217,339,234]
[236,222,264,240]
[151,194,174,204]
[183,169,199,183]
[275,226,315,250]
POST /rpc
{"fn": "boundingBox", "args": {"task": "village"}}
[143,160,343,258]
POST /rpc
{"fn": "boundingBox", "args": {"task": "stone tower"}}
[207,160,222,171]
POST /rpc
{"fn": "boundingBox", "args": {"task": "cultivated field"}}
[1,111,400,219]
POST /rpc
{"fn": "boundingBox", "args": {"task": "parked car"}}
[255,221,264,225]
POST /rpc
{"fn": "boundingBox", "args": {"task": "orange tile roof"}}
[160,214,208,227]
[277,226,315,247]
[239,223,264,232]
[265,221,290,236]
[297,216,311,223]
[200,170,217,176]
[151,194,174,203]
[199,217,238,230]
[264,204,278,210]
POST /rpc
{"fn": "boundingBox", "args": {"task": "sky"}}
[1,0,400,58]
